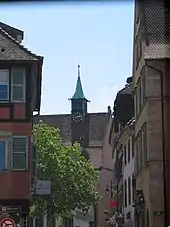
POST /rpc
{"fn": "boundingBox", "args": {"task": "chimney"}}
[0,22,24,43]
[126,76,132,84]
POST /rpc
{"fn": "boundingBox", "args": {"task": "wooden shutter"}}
[12,137,28,170]
[11,68,26,102]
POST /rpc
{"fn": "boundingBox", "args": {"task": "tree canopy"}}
[31,122,100,218]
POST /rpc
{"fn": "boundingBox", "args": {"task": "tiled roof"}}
[141,0,170,59]
[117,83,132,95]
[33,112,108,146]
[144,43,170,59]
[0,25,42,61]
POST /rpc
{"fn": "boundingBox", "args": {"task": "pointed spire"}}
[71,63,87,100]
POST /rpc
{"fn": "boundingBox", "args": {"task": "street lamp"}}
[105,180,117,199]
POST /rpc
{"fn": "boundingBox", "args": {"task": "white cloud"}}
[89,85,118,113]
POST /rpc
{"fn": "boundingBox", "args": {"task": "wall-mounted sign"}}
[0,206,21,213]
[36,180,51,195]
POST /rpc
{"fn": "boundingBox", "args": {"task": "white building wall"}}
[123,136,135,223]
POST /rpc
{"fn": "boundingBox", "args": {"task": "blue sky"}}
[0,2,134,114]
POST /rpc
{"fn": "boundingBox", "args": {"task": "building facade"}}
[34,65,112,227]
[98,110,114,227]
[121,119,135,227]
[111,81,134,227]
[132,1,170,227]
[0,22,43,220]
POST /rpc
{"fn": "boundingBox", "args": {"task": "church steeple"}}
[71,64,87,100]
[70,64,89,116]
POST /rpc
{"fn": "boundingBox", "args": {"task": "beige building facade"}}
[132,1,170,227]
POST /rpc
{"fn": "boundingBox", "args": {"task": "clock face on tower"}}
[72,112,83,123]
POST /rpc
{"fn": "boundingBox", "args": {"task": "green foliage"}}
[31,122,100,217]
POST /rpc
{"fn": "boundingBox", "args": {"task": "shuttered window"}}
[0,141,6,170]
[12,137,28,170]
[11,68,26,102]
[0,70,9,101]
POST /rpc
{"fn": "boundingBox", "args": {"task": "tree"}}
[31,122,100,218]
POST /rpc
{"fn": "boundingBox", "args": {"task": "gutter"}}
[145,60,166,227]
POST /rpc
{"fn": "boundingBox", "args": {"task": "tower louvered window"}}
[12,136,28,170]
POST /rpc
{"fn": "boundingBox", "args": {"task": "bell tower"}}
[69,64,90,148]
[69,64,90,123]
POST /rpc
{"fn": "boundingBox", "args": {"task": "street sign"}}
[0,217,15,227]
[0,206,21,213]
[36,180,51,195]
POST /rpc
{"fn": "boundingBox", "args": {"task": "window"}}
[139,132,142,169]
[135,137,139,173]
[142,71,146,106]
[124,180,127,207]
[136,35,142,69]
[12,136,28,170]
[139,78,142,110]
[0,140,7,170]
[132,136,134,158]
[137,85,140,116]
[132,174,136,202]
[0,69,9,101]
[136,78,142,116]
[128,177,131,205]
[11,68,26,102]
[142,123,147,165]
[127,139,131,163]
[134,88,137,118]
[124,145,127,166]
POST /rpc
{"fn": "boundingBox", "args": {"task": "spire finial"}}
[78,61,80,78]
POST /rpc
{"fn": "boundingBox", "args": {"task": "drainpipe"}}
[145,60,167,227]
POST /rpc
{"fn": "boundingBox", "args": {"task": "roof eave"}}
[34,56,44,112]
[68,97,90,102]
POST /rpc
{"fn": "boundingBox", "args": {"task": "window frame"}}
[138,131,142,169]
[142,122,147,165]
[0,139,8,171]
[0,69,9,102]
[127,139,131,163]
[135,137,139,174]
[124,145,127,166]
[134,88,137,118]
[128,177,131,205]
[135,34,142,70]
[141,68,146,107]
[11,68,26,103]
[136,78,142,116]
[11,135,28,171]
[132,174,136,203]
[124,180,127,207]
[132,136,135,158]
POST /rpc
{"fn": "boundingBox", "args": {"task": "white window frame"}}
[0,69,9,102]
[11,68,26,103]
[11,136,28,171]
[0,139,9,171]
